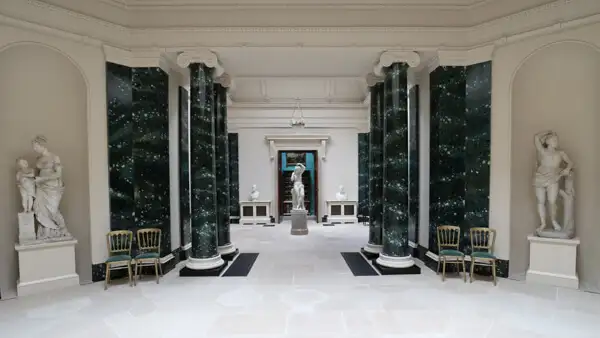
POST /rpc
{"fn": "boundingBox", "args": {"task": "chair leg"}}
[134,260,139,286]
[462,258,466,283]
[442,258,446,282]
[158,260,163,276]
[436,259,440,275]
[470,260,475,283]
[127,262,133,287]
[104,264,110,290]
[154,260,160,284]
[492,260,497,286]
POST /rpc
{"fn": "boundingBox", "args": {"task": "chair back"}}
[437,225,461,252]
[470,228,495,253]
[107,230,133,256]
[137,228,161,255]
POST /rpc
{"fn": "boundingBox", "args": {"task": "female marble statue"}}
[291,163,306,210]
[32,135,71,240]
[533,131,574,234]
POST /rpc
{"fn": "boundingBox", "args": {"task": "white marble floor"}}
[1,222,599,338]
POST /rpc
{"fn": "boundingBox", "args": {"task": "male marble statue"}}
[336,185,348,201]
[533,131,575,238]
[249,184,260,201]
[31,135,72,240]
[291,163,306,210]
[16,158,35,213]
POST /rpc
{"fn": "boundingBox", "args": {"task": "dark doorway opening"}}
[277,150,319,222]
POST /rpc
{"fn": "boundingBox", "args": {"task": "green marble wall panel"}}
[408,85,420,247]
[464,61,492,252]
[382,63,410,257]
[179,86,192,249]
[429,63,491,253]
[189,63,219,259]
[132,67,171,255]
[107,62,134,232]
[358,132,370,221]
[214,84,231,247]
[368,83,384,246]
[228,133,240,220]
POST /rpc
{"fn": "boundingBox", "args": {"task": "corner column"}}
[373,51,422,275]
[362,73,385,259]
[177,51,227,276]
[214,74,238,260]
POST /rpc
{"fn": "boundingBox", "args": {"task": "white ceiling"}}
[120,0,485,6]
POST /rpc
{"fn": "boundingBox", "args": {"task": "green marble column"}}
[374,62,420,275]
[228,133,240,222]
[214,83,238,260]
[362,83,384,258]
[180,63,227,276]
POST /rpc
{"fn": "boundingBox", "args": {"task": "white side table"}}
[239,201,271,225]
[326,200,358,224]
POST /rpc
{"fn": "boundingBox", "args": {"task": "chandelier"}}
[289,99,306,128]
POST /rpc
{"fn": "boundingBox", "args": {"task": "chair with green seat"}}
[469,227,497,286]
[134,228,162,285]
[437,225,466,282]
[105,230,134,290]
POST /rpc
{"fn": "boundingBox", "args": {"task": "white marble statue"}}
[533,131,575,238]
[336,185,348,201]
[16,158,36,213]
[31,135,71,240]
[249,184,260,201]
[291,163,306,210]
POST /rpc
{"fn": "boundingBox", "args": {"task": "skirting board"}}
[526,270,579,289]
[18,274,79,297]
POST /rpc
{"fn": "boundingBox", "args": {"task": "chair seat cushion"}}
[472,251,496,259]
[439,249,464,257]
[136,252,160,260]
[106,254,131,263]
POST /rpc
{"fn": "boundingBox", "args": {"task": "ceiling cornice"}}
[1,0,598,51]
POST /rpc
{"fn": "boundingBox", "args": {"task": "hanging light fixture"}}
[289,98,306,128]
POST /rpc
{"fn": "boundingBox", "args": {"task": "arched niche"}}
[509,41,600,291]
[0,43,91,297]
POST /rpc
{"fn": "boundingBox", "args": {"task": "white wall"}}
[238,128,359,220]
[417,69,431,248]
[489,22,600,290]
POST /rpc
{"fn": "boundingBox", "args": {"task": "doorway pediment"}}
[265,134,330,161]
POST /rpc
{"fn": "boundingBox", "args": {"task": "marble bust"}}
[533,131,575,239]
[336,185,348,201]
[249,184,259,201]
[291,164,306,210]
[16,136,72,242]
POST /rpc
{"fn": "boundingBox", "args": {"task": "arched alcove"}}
[0,43,91,297]
[510,41,600,291]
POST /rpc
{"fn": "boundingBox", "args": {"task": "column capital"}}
[215,72,234,89]
[373,50,421,76]
[176,49,225,78]
[365,72,385,87]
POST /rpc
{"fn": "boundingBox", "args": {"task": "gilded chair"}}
[437,225,466,282]
[469,227,497,286]
[134,228,162,285]
[105,230,134,290]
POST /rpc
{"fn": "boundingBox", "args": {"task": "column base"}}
[373,253,421,275]
[361,243,382,259]
[218,243,239,261]
[180,255,227,277]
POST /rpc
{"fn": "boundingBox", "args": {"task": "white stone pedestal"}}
[326,200,358,223]
[18,212,36,244]
[15,239,79,297]
[290,209,308,235]
[526,235,579,289]
[239,200,271,225]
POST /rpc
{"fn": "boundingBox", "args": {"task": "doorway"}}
[277,150,318,222]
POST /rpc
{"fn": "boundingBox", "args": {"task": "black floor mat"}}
[341,252,379,276]
[222,253,259,277]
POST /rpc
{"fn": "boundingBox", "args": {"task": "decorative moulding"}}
[365,72,384,87]
[374,50,421,76]
[103,45,173,73]
[176,49,225,78]
[437,44,495,66]
[265,134,330,161]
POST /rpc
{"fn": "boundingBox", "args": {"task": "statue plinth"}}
[290,209,308,236]
[18,212,36,244]
[526,235,579,289]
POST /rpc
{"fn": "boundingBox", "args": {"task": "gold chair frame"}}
[105,230,134,290]
[437,225,466,282]
[134,228,162,285]
[469,227,497,286]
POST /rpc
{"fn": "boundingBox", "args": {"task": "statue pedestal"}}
[18,212,36,244]
[239,200,271,225]
[526,235,579,289]
[290,209,308,236]
[15,239,79,297]
[326,200,358,224]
